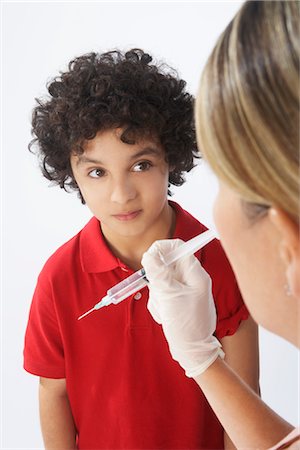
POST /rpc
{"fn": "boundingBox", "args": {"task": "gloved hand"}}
[141,239,224,378]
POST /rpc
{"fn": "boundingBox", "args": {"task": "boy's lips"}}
[112,210,142,221]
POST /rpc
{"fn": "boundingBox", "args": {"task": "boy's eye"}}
[88,168,105,178]
[132,161,152,172]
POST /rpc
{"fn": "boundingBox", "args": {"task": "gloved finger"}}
[147,293,162,324]
[145,238,185,257]
[142,239,185,280]
[143,240,212,296]
[176,254,212,294]
[158,287,217,330]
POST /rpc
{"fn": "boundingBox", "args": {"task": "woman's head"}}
[196,1,299,345]
[197,1,299,223]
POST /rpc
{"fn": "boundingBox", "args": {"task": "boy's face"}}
[70,128,171,244]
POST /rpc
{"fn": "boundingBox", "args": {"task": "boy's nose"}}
[110,178,137,204]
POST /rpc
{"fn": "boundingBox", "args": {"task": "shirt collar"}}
[80,217,119,273]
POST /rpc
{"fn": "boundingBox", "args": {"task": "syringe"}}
[77,229,216,320]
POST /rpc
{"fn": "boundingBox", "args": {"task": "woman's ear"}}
[269,207,300,297]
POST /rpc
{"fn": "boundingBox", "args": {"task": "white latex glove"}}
[141,239,224,378]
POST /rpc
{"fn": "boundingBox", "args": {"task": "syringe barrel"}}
[111,277,148,304]
[163,230,215,265]
[107,268,147,304]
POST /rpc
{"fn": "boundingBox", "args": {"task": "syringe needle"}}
[77,230,216,321]
[78,307,96,321]
[78,297,108,320]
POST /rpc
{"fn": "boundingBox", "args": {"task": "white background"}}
[1,2,299,449]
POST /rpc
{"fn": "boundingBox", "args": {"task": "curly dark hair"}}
[29,49,199,202]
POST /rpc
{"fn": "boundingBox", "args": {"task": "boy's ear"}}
[269,207,300,296]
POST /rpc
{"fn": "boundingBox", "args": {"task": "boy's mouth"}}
[112,210,142,221]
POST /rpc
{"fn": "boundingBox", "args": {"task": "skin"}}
[193,181,299,448]
[39,130,260,449]
[213,182,299,347]
[70,128,174,270]
[220,316,260,449]
[39,378,77,449]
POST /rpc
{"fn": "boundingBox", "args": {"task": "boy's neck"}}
[102,202,176,271]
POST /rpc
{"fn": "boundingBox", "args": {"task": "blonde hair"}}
[196,1,299,223]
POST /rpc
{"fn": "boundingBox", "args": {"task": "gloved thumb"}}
[142,239,185,281]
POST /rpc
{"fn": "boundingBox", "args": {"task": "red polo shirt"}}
[24,201,248,449]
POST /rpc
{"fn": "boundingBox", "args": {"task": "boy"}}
[24,49,259,449]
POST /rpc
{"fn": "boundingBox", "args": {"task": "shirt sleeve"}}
[199,238,249,339]
[23,272,66,378]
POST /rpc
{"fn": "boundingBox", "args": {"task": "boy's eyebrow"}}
[76,155,103,166]
[75,146,162,166]
[129,146,162,160]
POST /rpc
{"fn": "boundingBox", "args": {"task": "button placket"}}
[117,264,150,330]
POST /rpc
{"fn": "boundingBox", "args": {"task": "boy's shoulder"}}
[172,201,234,276]
[171,201,208,239]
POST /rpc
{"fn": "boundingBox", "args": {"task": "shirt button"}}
[134,292,142,300]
